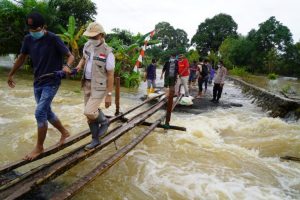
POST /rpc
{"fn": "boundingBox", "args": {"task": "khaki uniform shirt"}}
[82,42,113,98]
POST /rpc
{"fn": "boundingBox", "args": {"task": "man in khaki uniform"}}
[76,22,115,150]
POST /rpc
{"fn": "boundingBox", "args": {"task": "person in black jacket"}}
[161,54,178,96]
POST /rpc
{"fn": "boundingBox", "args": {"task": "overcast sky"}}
[94,0,300,43]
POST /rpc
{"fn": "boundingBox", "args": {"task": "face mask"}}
[30,30,44,39]
[89,39,101,46]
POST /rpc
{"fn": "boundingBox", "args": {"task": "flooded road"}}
[0,68,299,200]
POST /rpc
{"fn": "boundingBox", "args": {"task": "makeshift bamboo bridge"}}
[0,78,185,200]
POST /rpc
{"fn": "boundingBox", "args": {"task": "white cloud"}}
[94,0,300,42]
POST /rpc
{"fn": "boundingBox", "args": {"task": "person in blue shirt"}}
[7,12,74,161]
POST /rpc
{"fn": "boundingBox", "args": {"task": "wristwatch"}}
[107,92,112,96]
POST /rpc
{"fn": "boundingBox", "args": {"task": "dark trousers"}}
[213,83,223,100]
[198,75,208,93]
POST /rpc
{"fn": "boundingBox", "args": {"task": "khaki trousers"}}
[83,80,106,121]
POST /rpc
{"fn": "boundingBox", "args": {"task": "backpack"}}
[201,64,208,77]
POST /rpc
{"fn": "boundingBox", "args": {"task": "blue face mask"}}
[30,30,44,39]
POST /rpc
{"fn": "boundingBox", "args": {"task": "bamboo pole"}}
[1,99,165,193]
[165,86,175,126]
[0,93,164,177]
[0,100,166,200]
[140,121,186,131]
[280,156,300,162]
[51,118,163,200]
[115,77,120,115]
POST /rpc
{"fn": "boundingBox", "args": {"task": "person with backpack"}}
[196,58,209,97]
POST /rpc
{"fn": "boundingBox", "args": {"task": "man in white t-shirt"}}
[211,60,227,103]
[76,22,115,150]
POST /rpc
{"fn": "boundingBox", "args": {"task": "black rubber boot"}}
[97,110,109,138]
[85,121,100,150]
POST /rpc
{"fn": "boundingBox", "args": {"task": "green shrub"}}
[267,73,278,80]
[229,67,249,77]
[120,71,140,88]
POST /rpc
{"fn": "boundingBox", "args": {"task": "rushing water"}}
[0,68,300,200]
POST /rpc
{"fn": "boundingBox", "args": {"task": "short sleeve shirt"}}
[21,31,70,86]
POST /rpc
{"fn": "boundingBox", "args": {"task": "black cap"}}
[26,12,45,29]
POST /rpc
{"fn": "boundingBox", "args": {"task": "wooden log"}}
[0,100,166,200]
[165,86,175,126]
[51,118,164,200]
[172,93,183,111]
[140,121,186,131]
[0,93,164,177]
[280,156,300,162]
[115,77,120,115]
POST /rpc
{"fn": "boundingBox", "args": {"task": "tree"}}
[247,16,293,70]
[48,0,97,28]
[154,22,189,50]
[253,16,292,53]
[192,13,238,56]
[57,16,87,62]
[207,51,219,67]
[106,28,135,46]
[264,48,280,73]
[219,36,256,70]
[0,0,96,55]
[107,32,142,87]
[186,49,200,63]
[0,0,56,55]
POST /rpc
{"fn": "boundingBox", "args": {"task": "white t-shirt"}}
[85,52,115,80]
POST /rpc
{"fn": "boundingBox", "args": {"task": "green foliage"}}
[152,21,189,61]
[267,73,278,80]
[219,36,255,70]
[120,71,140,88]
[264,48,280,73]
[207,51,219,67]
[0,0,53,55]
[229,67,250,77]
[186,49,200,63]
[0,0,96,55]
[247,16,293,72]
[107,29,146,88]
[106,28,137,46]
[192,13,238,56]
[57,16,87,62]
[252,16,292,54]
[48,0,96,28]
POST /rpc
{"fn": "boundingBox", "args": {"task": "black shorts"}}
[164,77,176,87]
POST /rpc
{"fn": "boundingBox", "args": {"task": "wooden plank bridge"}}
[0,78,185,200]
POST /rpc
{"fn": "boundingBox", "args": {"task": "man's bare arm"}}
[7,54,28,88]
